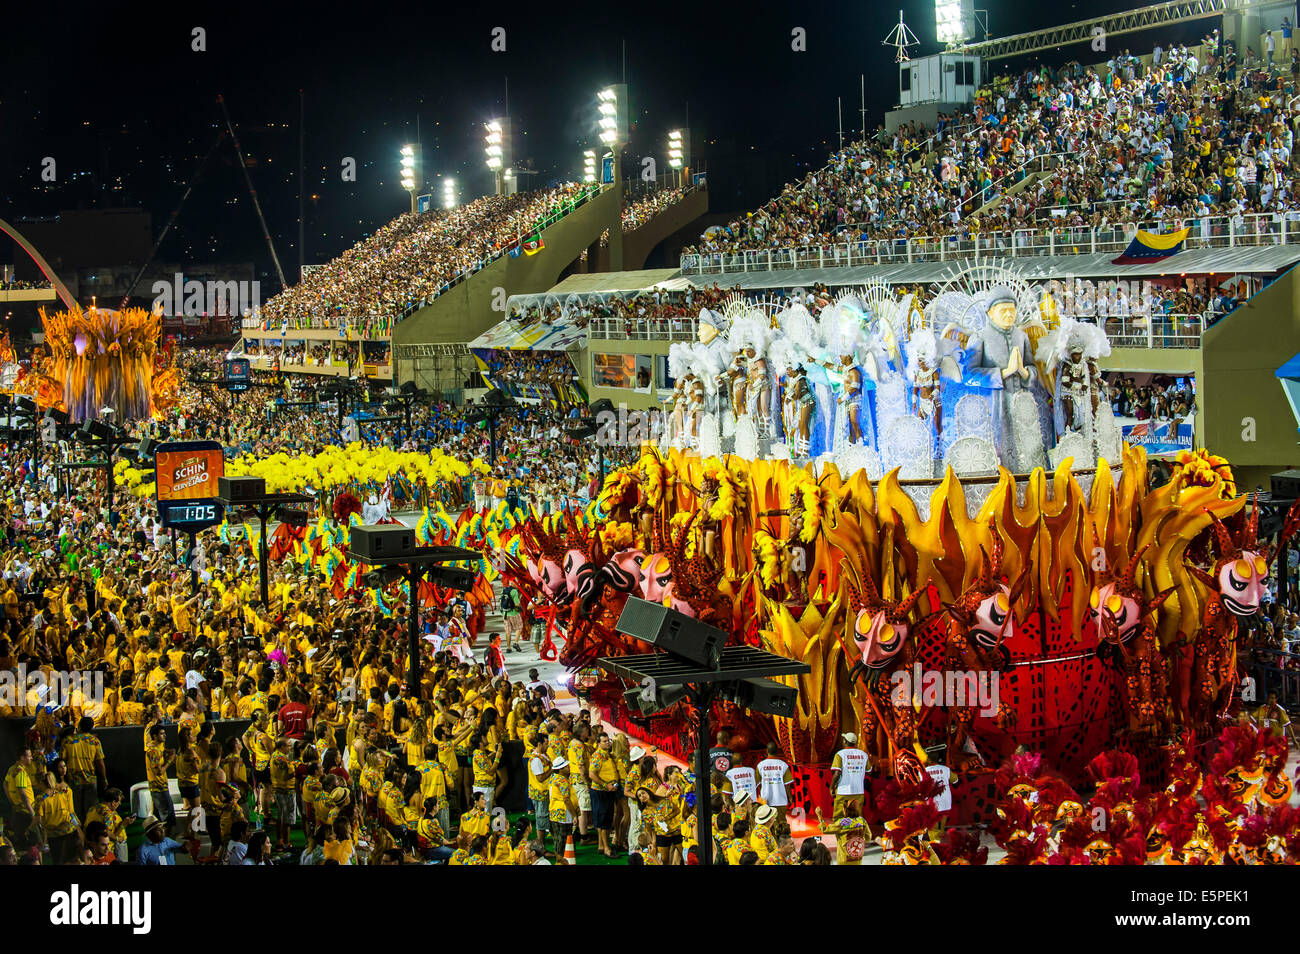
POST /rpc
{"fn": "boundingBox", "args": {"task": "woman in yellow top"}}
[637,783,682,866]
[459,791,491,837]
[470,735,501,813]
[175,726,202,817]
[610,734,631,851]
[588,734,621,858]
[323,818,355,865]
[242,711,273,820]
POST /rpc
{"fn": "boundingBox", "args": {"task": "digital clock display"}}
[161,500,224,529]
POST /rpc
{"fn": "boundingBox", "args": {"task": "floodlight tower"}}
[582,149,597,184]
[596,85,628,270]
[485,119,513,195]
[442,178,457,210]
[667,128,690,189]
[400,143,422,213]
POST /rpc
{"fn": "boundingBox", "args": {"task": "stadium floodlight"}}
[399,143,421,211]
[595,85,627,148]
[485,121,503,170]
[935,0,973,45]
[442,178,456,210]
[582,149,597,184]
[485,119,512,194]
[667,129,684,169]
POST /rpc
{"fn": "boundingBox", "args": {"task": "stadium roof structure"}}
[701,246,1300,290]
[521,246,1300,301]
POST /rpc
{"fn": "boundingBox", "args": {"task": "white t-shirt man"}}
[831,746,870,795]
[926,764,953,813]
[756,756,792,807]
[725,766,757,804]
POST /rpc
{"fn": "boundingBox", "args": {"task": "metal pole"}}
[216,93,289,290]
[188,531,198,594]
[259,503,270,607]
[837,97,844,150]
[694,685,713,866]
[407,564,421,695]
[298,89,305,281]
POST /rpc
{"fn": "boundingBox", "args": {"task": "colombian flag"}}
[1112,227,1189,265]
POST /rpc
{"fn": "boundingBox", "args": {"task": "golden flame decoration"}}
[589,443,1237,753]
[38,305,166,420]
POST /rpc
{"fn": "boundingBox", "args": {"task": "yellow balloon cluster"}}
[225,443,485,494]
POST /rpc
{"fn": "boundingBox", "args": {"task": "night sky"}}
[0,0,1215,290]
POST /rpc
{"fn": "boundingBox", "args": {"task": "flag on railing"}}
[1112,227,1189,265]
[523,234,545,256]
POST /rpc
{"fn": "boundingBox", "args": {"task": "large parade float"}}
[507,265,1300,863]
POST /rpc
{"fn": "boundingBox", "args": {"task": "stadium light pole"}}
[400,143,420,213]
[582,149,597,184]
[667,129,687,189]
[485,120,509,196]
[442,178,456,210]
[597,85,627,270]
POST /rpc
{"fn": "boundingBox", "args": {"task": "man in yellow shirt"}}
[416,744,450,833]
[269,737,300,851]
[144,723,177,833]
[85,787,129,862]
[548,757,577,864]
[60,717,106,821]
[4,745,37,837]
[567,724,592,843]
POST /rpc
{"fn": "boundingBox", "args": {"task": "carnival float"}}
[504,266,1300,861]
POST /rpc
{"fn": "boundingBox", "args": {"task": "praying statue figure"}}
[966,287,1042,467]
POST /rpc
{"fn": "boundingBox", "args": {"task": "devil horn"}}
[1206,510,1235,560]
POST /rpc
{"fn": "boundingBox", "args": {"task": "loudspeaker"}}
[218,476,266,501]
[427,565,476,591]
[1272,470,1300,501]
[280,507,308,529]
[350,525,415,560]
[615,597,726,668]
[722,678,798,718]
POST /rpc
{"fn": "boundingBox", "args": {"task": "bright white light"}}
[935,0,969,43]
[598,88,616,102]
[598,102,616,116]
[486,121,501,132]
[599,131,616,144]
[400,145,414,157]
[486,157,502,169]
[668,130,682,142]
[401,157,415,170]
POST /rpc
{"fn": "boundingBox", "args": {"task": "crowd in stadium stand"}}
[1106,374,1197,423]
[686,33,1300,256]
[1,278,53,291]
[477,350,577,390]
[257,184,596,329]
[595,186,691,248]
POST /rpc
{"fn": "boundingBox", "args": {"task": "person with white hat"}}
[830,732,870,820]
[624,745,649,851]
[725,761,758,809]
[547,755,577,864]
[750,804,779,862]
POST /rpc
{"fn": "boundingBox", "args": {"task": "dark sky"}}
[0,0,1214,290]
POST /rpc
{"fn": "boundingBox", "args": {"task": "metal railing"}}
[585,317,698,342]
[681,212,1300,275]
[1095,313,1204,349]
